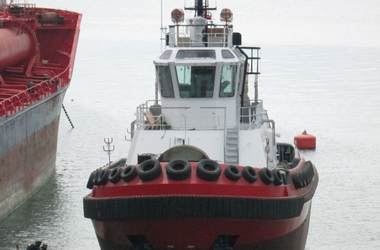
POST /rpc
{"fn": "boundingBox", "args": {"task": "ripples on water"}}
[0,0,379,249]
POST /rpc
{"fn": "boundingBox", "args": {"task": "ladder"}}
[225,128,239,165]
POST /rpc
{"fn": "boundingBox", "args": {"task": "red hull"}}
[84,160,318,250]
[92,203,311,250]
[0,3,81,220]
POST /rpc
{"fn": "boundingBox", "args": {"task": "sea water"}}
[0,0,379,249]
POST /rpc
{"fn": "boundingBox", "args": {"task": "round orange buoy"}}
[294,130,316,149]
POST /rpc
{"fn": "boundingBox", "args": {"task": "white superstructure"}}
[127,8,277,169]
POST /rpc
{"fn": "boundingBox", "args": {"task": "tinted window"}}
[176,50,216,59]
[176,65,215,98]
[219,65,237,97]
[159,50,172,59]
[156,66,174,98]
[222,50,235,59]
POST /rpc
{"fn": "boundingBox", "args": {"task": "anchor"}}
[103,138,115,166]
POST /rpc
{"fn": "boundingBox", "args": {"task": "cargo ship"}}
[0,1,81,220]
[84,1,318,249]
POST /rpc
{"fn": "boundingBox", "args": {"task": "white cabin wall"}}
[127,130,225,165]
[238,129,267,168]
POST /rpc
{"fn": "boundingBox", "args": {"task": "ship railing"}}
[239,100,266,130]
[0,70,70,117]
[5,2,36,19]
[168,24,233,48]
[135,101,227,131]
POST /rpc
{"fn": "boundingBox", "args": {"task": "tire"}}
[300,171,309,186]
[137,159,162,181]
[259,168,274,185]
[86,171,96,189]
[121,165,137,182]
[97,168,110,186]
[166,159,192,181]
[196,159,221,181]
[224,165,241,181]
[92,169,100,186]
[291,172,304,189]
[109,167,122,184]
[272,169,284,186]
[242,166,258,183]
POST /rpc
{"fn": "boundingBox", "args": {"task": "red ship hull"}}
[0,3,81,220]
[84,160,318,250]
[92,205,311,250]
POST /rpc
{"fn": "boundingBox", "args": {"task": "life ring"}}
[166,159,191,181]
[258,168,274,185]
[108,167,122,184]
[224,165,241,181]
[272,169,284,186]
[121,165,137,182]
[242,166,258,183]
[196,159,221,181]
[137,159,162,181]
[86,171,97,189]
[97,168,110,186]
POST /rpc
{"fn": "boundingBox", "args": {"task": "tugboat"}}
[83,1,318,249]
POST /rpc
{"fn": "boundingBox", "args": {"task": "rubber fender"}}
[86,170,97,189]
[166,159,192,181]
[196,159,221,181]
[272,169,284,186]
[97,168,110,186]
[224,165,242,181]
[121,165,138,182]
[108,167,122,184]
[242,166,258,183]
[137,159,162,181]
[259,168,274,185]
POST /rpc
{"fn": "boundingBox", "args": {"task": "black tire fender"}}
[272,169,284,186]
[121,165,137,182]
[196,159,221,181]
[97,168,110,186]
[259,168,274,185]
[166,159,192,181]
[291,172,304,189]
[224,165,241,181]
[137,159,162,181]
[242,166,258,183]
[108,167,122,184]
[86,170,97,189]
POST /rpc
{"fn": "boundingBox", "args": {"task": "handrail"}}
[0,66,70,117]
[168,24,232,47]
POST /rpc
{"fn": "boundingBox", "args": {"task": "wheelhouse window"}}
[176,65,215,98]
[176,50,216,59]
[156,65,174,98]
[159,50,172,59]
[219,65,237,97]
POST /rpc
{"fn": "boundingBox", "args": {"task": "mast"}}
[185,0,216,17]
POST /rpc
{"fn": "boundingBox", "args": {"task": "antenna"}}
[185,0,216,17]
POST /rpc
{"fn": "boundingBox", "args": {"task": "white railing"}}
[168,24,233,47]
[135,101,227,131]
[239,100,267,130]
[133,100,268,132]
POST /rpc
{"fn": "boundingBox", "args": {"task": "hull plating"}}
[92,203,310,250]
[0,90,66,220]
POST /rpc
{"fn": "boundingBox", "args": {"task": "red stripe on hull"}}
[91,202,311,250]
